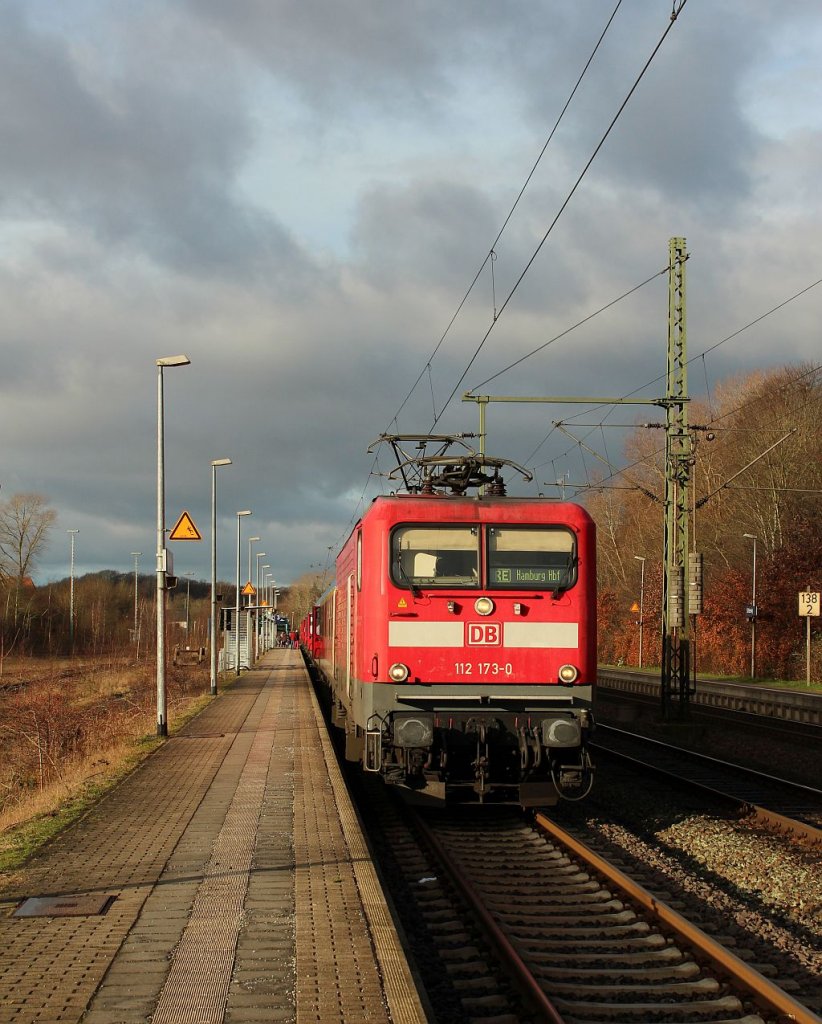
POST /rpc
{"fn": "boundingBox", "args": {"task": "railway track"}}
[347,752,820,1023]
[598,668,822,732]
[412,811,819,1024]
[592,723,822,842]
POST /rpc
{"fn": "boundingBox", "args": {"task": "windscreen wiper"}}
[551,557,577,598]
[396,559,420,597]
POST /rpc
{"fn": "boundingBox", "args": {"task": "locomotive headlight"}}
[558,663,579,684]
[474,596,495,616]
[389,662,410,683]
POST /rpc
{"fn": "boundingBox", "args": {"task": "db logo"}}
[467,622,501,646]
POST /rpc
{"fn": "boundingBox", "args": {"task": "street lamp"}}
[210,458,232,695]
[634,555,646,669]
[255,552,266,659]
[743,533,757,678]
[261,565,270,651]
[247,537,260,601]
[183,571,195,635]
[235,511,252,675]
[131,551,141,655]
[156,353,190,737]
[67,530,79,652]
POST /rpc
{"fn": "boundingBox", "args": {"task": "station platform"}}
[0,651,428,1024]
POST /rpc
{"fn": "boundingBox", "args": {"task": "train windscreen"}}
[392,525,479,587]
[486,526,576,591]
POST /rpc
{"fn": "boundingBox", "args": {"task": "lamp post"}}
[67,530,79,652]
[235,511,252,675]
[743,533,757,678]
[247,537,260,600]
[156,353,190,737]
[634,555,646,669]
[255,552,266,659]
[261,565,270,651]
[183,571,194,636]
[131,551,141,654]
[246,536,260,667]
[210,458,232,695]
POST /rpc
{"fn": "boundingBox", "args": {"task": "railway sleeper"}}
[461,858,582,874]
[551,992,746,1019]
[567,1016,765,1024]
[534,962,700,982]
[545,975,721,998]
[482,889,616,907]
[492,906,634,926]
[512,930,664,946]
[477,878,602,894]
[523,946,687,965]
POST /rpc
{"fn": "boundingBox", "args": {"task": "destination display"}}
[491,565,566,586]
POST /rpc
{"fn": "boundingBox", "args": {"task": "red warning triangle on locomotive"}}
[169,510,202,541]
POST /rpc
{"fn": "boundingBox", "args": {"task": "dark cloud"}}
[0,3,312,282]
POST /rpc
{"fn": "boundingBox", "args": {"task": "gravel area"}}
[556,756,822,1014]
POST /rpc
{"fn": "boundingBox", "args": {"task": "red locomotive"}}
[302,436,596,805]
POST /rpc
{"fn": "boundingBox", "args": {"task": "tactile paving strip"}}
[151,677,284,1023]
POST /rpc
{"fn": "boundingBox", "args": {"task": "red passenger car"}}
[308,441,596,805]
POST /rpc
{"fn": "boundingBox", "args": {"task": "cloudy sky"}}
[2,0,820,588]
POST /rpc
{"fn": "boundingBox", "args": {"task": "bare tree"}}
[0,493,57,585]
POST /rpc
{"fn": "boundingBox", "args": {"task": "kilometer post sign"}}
[798,591,820,687]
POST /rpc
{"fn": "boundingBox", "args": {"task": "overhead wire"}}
[383,0,625,432]
[559,277,822,426]
[342,0,631,530]
[431,2,690,429]
[517,279,822,482]
[471,265,668,392]
[556,363,822,496]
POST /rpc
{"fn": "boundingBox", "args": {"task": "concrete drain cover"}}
[14,893,115,917]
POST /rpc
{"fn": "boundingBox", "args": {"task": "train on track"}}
[301,435,596,806]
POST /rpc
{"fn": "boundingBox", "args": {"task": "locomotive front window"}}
[392,526,479,588]
[487,526,577,592]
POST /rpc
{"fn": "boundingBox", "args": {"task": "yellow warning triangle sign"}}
[169,511,202,541]
[630,601,640,613]
[242,581,256,596]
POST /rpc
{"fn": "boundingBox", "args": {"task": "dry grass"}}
[0,653,215,869]
[0,733,149,833]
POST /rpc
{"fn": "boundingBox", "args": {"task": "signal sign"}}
[169,511,202,541]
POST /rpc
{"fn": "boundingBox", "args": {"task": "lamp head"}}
[212,458,232,467]
[157,354,190,367]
